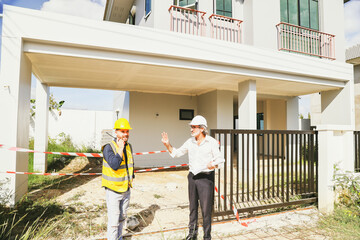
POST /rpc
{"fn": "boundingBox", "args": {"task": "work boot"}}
[185,234,197,240]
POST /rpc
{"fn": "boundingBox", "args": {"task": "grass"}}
[28,133,100,190]
[154,194,163,199]
[318,206,360,239]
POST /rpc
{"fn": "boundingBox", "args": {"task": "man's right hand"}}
[161,132,170,146]
[161,132,173,153]
[116,138,125,154]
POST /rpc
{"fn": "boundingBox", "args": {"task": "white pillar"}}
[238,80,257,129]
[317,80,355,213]
[238,80,257,184]
[33,79,49,172]
[0,37,32,205]
[287,97,300,130]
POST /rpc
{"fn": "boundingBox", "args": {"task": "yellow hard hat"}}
[114,118,132,130]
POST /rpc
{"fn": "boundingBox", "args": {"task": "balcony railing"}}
[276,22,335,60]
[169,5,206,36]
[168,5,243,44]
[209,14,242,43]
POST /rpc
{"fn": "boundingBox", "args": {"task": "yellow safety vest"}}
[102,141,134,193]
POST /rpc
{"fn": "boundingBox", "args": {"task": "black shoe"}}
[185,234,197,240]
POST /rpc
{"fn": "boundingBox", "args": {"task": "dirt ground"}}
[28,157,329,240]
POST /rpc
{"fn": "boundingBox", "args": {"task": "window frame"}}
[173,0,197,9]
[280,0,319,30]
[145,0,152,18]
[214,0,233,18]
[179,109,194,120]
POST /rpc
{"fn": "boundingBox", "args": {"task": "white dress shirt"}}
[170,135,225,175]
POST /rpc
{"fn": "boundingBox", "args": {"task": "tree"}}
[30,94,65,117]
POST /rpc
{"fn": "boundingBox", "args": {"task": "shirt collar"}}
[191,135,210,144]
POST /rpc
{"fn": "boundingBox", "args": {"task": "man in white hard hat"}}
[161,115,225,240]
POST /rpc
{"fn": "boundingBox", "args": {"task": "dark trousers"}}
[188,171,214,240]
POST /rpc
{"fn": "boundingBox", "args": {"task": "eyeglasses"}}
[190,125,200,129]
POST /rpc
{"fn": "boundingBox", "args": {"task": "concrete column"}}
[238,80,257,184]
[0,37,32,205]
[238,80,257,129]
[287,97,299,130]
[317,80,355,213]
[33,79,49,172]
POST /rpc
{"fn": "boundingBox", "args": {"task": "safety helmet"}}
[189,115,207,128]
[114,118,132,130]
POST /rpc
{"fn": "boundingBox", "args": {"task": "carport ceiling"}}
[26,53,338,97]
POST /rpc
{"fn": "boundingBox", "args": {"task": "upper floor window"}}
[145,0,152,17]
[280,0,319,30]
[216,0,232,17]
[174,0,197,9]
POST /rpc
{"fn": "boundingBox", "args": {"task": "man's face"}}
[115,129,130,142]
[190,125,202,137]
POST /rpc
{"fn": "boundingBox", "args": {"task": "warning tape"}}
[214,186,256,227]
[134,163,188,173]
[0,144,167,157]
[0,163,189,176]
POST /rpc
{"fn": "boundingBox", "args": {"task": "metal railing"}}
[355,131,360,172]
[209,14,242,43]
[276,22,335,60]
[211,129,318,217]
[168,5,206,36]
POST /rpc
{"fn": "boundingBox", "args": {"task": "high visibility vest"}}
[102,141,134,193]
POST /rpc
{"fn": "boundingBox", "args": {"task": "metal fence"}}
[276,22,335,60]
[211,129,318,217]
[355,131,360,172]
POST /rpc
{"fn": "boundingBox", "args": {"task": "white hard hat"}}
[189,115,207,127]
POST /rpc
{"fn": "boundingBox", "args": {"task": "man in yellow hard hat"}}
[102,118,134,240]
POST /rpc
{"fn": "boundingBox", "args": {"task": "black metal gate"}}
[355,131,360,172]
[210,129,318,217]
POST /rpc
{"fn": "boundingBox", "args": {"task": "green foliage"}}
[0,197,66,239]
[318,166,360,239]
[28,133,100,190]
[30,94,65,117]
[333,166,360,210]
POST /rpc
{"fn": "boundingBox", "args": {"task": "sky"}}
[0,0,360,114]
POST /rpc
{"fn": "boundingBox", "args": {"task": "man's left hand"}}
[207,162,215,170]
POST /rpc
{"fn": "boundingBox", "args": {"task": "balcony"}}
[168,5,243,44]
[209,14,242,43]
[276,22,335,60]
[168,5,206,37]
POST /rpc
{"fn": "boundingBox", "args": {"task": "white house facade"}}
[0,0,354,214]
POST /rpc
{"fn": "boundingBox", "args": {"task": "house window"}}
[216,0,232,17]
[257,113,264,130]
[280,0,319,30]
[179,109,194,120]
[174,0,197,8]
[145,0,151,17]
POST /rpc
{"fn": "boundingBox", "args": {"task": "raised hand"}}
[161,132,170,146]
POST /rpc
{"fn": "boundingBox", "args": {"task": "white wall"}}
[198,91,217,129]
[355,83,360,130]
[129,91,197,165]
[320,0,347,62]
[30,109,113,150]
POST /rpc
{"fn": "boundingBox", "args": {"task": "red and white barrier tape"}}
[2,171,101,176]
[214,186,256,227]
[0,144,167,157]
[135,164,188,173]
[0,163,189,176]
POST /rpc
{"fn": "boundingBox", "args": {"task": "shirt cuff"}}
[169,148,177,158]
